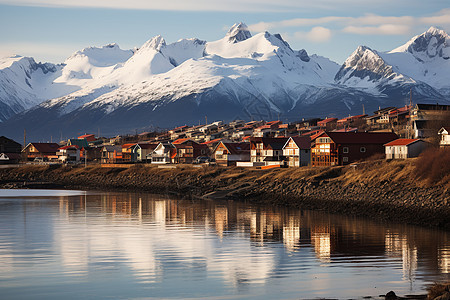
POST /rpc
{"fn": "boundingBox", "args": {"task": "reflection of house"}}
[438,127,450,148]
[150,143,175,164]
[213,142,250,166]
[311,132,398,166]
[384,139,428,159]
[250,137,288,164]
[57,145,80,162]
[282,136,311,167]
[22,142,60,161]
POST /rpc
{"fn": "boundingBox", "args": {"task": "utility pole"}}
[23,129,26,150]
[205,115,207,125]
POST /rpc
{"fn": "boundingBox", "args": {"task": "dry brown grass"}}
[427,282,449,300]
[414,147,450,189]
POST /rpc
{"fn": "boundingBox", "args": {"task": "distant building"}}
[150,142,175,164]
[131,143,159,162]
[438,127,450,148]
[250,137,288,164]
[384,139,428,159]
[411,103,450,138]
[77,134,96,142]
[57,145,80,162]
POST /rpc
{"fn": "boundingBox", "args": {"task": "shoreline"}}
[0,161,449,231]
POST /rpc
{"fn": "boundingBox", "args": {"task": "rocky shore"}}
[0,160,449,230]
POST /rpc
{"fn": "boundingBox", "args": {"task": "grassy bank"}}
[0,154,449,230]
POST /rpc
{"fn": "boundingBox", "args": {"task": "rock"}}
[385,291,398,300]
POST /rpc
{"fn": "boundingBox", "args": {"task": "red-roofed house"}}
[311,132,398,166]
[317,118,338,131]
[22,143,60,161]
[77,134,96,142]
[121,143,136,162]
[173,139,209,164]
[57,145,80,162]
[213,142,250,166]
[384,139,428,159]
[282,137,311,167]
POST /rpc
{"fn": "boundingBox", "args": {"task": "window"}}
[343,147,349,153]
[343,157,348,162]
[360,147,366,153]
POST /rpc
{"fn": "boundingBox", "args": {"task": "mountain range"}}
[1,23,449,141]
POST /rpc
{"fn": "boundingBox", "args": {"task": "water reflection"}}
[0,190,448,299]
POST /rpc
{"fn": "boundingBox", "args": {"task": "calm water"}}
[0,189,448,299]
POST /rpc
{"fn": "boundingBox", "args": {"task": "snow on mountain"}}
[1,25,449,141]
[335,27,450,98]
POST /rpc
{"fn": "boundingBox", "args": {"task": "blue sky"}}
[0,0,449,64]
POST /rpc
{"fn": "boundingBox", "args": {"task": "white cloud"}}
[293,27,332,43]
[248,9,450,36]
[342,24,411,35]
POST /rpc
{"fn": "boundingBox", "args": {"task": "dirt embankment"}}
[0,158,449,230]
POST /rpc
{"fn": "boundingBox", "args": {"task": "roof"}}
[202,138,222,145]
[221,142,250,155]
[332,127,358,133]
[27,143,60,153]
[58,145,79,150]
[384,139,422,146]
[415,103,450,111]
[250,137,289,150]
[438,127,450,134]
[78,134,96,141]
[172,138,191,144]
[315,132,398,144]
[284,136,310,149]
[68,139,89,148]
[122,143,136,149]
[102,145,122,152]
[135,143,158,150]
[317,118,338,125]
[308,130,325,141]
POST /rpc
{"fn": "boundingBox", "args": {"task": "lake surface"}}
[0,189,448,299]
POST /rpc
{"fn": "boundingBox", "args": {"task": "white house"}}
[57,145,80,162]
[438,127,450,148]
[150,143,175,164]
[282,137,311,167]
[384,139,428,159]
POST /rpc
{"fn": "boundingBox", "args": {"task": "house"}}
[77,134,96,142]
[438,127,450,148]
[150,142,175,164]
[101,145,123,164]
[22,143,60,161]
[213,142,250,166]
[57,145,80,162]
[311,132,398,166]
[337,114,367,129]
[172,139,209,164]
[317,118,338,131]
[384,139,428,159]
[0,136,22,163]
[250,137,288,164]
[121,143,136,162]
[282,137,311,167]
[411,103,450,138]
[131,143,159,162]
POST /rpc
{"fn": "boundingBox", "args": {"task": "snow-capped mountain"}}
[335,27,450,99]
[0,24,449,141]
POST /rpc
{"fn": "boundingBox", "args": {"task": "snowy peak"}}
[335,45,398,85]
[226,22,252,43]
[390,26,450,61]
[140,35,167,52]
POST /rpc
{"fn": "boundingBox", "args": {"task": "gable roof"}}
[68,139,89,148]
[284,136,310,149]
[438,127,450,134]
[218,142,250,155]
[317,118,338,126]
[250,137,289,150]
[26,143,60,153]
[384,139,422,146]
[134,143,158,150]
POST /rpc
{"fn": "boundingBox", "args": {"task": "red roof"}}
[384,139,421,146]
[308,130,325,141]
[317,118,338,126]
[28,143,60,153]
[202,138,222,145]
[122,143,136,149]
[173,138,191,144]
[286,136,310,149]
[78,134,96,142]
[58,145,79,150]
[221,142,250,155]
